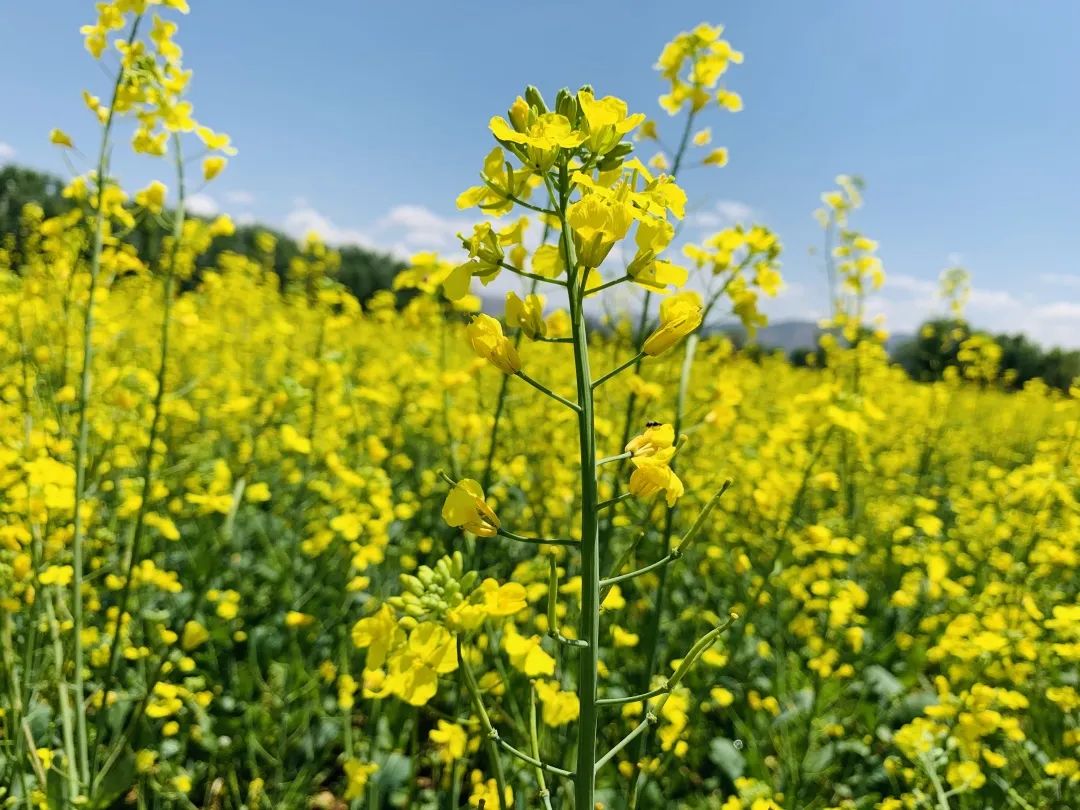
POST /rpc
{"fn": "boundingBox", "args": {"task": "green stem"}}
[1,613,30,805]
[596,451,632,467]
[629,330,698,780]
[497,260,566,287]
[592,351,646,390]
[496,528,577,548]
[595,682,669,707]
[44,590,80,795]
[621,614,737,793]
[554,160,602,810]
[600,553,675,588]
[594,715,654,774]
[641,333,697,667]
[546,558,589,648]
[515,370,581,412]
[95,134,185,772]
[457,642,510,810]
[69,16,144,788]
[479,175,556,217]
[528,688,554,810]
[589,273,630,295]
[597,492,633,512]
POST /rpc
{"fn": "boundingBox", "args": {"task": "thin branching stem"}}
[547,556,589,648]
[597,492,633,512]
[599,614,737,776]
[592,351,646,390]
[529,688,554,810]
[459,642,574,790]
[601,481,730,587]
[95,133,186,772]
[589,273,631,295]
[595,715,654,774]
[498,260,567,287]
[600,553,676,588]
[457,641,511,810]
[515,370,581,412]
[69,15,144,787]
[595,682,669,707]
[596,450,632,467]
[496,527,577,547]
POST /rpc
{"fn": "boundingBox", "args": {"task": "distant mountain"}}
[477,294,913,356]
[712,319,914,355]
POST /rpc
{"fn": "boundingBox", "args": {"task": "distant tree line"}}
[5,165,1075,391]
[891,318,1080,392]
[0,164,405,303]
[787,319,1079,392]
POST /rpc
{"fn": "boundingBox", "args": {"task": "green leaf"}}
[708,737,746,780]
[87,751,136,810]
[802,742,835,774]
[864,665,902,699]
[373,752,410,789]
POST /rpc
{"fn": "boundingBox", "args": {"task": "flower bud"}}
[509,96,530,132]
[643,291,703,356]
[505,292,547,340]
[524,85,548,114]
[467,314,521,375]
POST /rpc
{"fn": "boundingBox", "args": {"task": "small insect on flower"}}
[626,421,677,463]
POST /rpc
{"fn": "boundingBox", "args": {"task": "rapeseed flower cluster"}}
[1,4,1078,809]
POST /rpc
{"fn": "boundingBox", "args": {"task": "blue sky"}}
[2,1,1079,346]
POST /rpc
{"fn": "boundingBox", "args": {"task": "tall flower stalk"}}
[42,1,236,800]
[67,14,145,790]
[396,44,754,799]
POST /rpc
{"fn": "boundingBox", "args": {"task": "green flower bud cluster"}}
[388,551,479,624]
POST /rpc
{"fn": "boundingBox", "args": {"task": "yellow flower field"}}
[0,2,1078,809]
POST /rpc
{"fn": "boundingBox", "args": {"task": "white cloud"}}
[235,212,256,226]
[185,193,219,217]
[1040,272,1080,290]
[0,142,14,163]
[224,190,255,205]
[688,199,756,231]
[1032,301,1080,321]
[375,204,472,253]
[860,270,1080,348]
[284,205,376,249]
[281,201,475,260]
[886,272,937,296]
